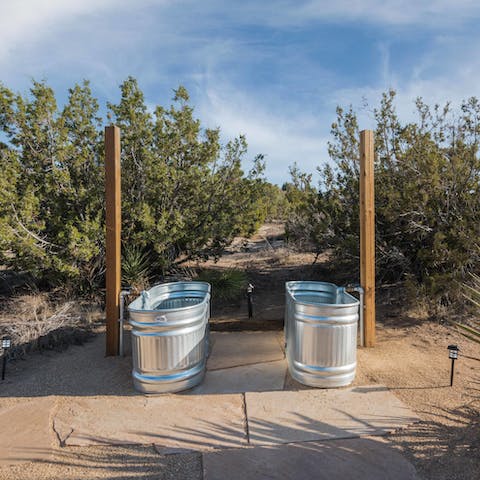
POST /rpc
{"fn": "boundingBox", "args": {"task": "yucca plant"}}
[196,269,247,302]
[458,273,480,342]
[463,273,480,308]
[122,245,153,291]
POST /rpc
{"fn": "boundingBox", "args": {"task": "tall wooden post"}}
[105,126,121,356]
[359,130,376,347]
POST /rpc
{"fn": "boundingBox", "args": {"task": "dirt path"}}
[193,223,334,330]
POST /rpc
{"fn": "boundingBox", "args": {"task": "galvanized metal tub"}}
[285,281,359,388]
[128,281,210,394]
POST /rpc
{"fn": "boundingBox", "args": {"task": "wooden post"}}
[359,130,376,347]
[105,126,121,356]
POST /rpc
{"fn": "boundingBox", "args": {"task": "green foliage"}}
[107,78,269,266]
[288,90,480,302]
[261,182,291,221]
[196,268,247,301]
[0,80,104,287]
[0,78,268,293]
[122,245,153,291]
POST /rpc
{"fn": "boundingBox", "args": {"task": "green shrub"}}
[196,269,247,301]
[0,78,268,294]
[122,245,153,291]
[287,90,480,303]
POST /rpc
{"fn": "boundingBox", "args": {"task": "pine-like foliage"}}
[0,78,269,292]
[287,90,480,302]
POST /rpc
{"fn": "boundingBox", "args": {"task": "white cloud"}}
[0,0,164,68]
[324,37,480,144]
[2,0,480,186]
[197,83,329,185]
[0,1,108,61]
[168,0,480,30]
[256,0,480,28]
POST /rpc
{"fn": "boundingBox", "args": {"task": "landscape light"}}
[447,345,459,387]
[2,336,11,381]
[247,283,254,320]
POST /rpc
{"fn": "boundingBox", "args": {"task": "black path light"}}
[247,283,254,320]
[447,345,459,387]
[2,336,11,381]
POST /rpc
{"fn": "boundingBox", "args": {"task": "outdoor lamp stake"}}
[2,337,11,381]
[247,284,254,320]
[447,345,459,387]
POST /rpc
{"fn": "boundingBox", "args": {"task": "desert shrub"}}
[287,90,480,302]
[0,293,96,357]
[462,273,480,310]
[0,78,269,293]
[0,81,104,288]
[107,79,269,267]
[121,245,153,291]
[261,183,291,221]
[196,268,248,301]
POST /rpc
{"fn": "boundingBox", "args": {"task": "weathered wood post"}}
[359,130,376,347]
[105,125,121,356]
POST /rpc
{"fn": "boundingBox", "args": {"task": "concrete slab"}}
[207,332,284,370]
[53,394,247,450]
[0,397,55,466]
[203,436,421,480]
[187,360,286,395]
[245,385,420,445]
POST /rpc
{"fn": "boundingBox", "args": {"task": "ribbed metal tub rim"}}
[129,281,211,314]
[286,281,359,307]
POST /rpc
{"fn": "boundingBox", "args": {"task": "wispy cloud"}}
[223,0,480,28]
[1,0,480,183]
[292,0,480,27]
[198,82,329,184]
[1,0,119,62]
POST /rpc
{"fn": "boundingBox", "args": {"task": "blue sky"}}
[2,1,480,184]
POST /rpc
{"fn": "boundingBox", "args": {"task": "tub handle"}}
[129,317,168,328]
[141,290,150,309]
[343,284,364,347]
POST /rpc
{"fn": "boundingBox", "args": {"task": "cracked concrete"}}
[241,393,250,444]
[52,419,74,447]
[53,394,247,449]
[47,385,419,452]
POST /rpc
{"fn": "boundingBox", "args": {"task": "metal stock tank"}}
[285,281,361,388]
[128,281,210,393]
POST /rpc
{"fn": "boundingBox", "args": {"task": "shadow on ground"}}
[387,402,480,480]
[1,445,203,480]
[2,401,478,480]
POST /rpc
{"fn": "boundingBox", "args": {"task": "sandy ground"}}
[0,223,479,479]
[3,445,203,480]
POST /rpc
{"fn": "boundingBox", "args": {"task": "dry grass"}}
[0,293,100,358]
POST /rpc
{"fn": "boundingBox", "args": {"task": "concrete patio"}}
[0,331,422,479]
